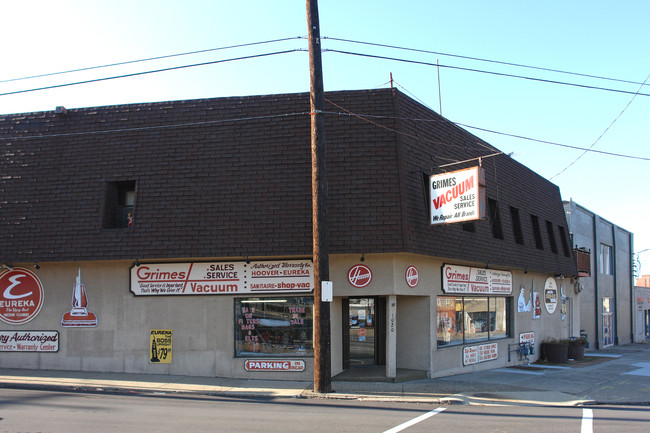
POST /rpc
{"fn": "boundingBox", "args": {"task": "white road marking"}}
[382,407,447,433]
[581,408,593,433]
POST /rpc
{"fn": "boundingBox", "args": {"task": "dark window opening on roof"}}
[103,181,136,229]
[510,206,524,245]
[421,172,431,222]
[462,222,476,232]
[546,220,558,254]
[558,226,571,257]
[487,198,504,240]
[531,215,543,250]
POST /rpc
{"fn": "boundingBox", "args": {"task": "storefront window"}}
[490,297,508,339]
[437,296,510,347]
[437,297,463,346]
[234,297,313,357]
[464,297,489,343]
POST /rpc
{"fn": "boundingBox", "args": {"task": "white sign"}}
[0,331,59,352]
[519,332,535,344]
[131,260,313,296]
[244,359,305,372]
[322,281,333,302]
[463,342,498,365]
[442,265,512,295]
[544,277,558,314]
[430,166,485,225]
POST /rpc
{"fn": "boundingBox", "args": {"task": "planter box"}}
[568,343,585,361]
[543,342,569,363]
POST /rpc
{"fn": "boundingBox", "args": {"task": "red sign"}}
[244,359,305,372]
[405,266,419,287]
[348,264,372,288]
[0,268,45,325]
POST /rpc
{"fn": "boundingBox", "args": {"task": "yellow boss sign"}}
[150,329,172,364]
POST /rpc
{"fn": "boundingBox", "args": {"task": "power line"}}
[324,36,650,89]
[325,49,650,98]
[0,37,303,84]
[0,50,301,97]
[383,79,649,162]
[457,123,650,161]
[550,71,650,178]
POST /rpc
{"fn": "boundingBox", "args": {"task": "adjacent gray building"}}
[563,199,635,348]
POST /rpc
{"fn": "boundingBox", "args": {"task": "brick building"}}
[1,89,576,379]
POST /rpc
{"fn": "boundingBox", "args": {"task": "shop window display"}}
[235,297,313,357]
[437,296,510,347]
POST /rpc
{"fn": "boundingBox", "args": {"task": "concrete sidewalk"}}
[2,343,649,406]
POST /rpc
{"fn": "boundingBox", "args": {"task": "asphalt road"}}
[1,389,648,432]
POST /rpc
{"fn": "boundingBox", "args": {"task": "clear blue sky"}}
[2,1,649,275]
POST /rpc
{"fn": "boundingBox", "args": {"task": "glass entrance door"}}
[349,297,376,366]
[602,297,614,347]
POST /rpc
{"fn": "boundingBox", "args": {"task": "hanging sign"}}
[0,268,45,325]
[131,260,313,296]
[430,166,486,225]
[442,264,512,295]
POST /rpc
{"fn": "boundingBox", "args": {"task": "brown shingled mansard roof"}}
[0,89,576,277]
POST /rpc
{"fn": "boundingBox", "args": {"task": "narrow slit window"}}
[510,207,524,245]
[531,215,543,250]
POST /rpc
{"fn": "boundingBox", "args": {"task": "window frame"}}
[600,243,613,275]
[437,295,511,348]
[234,296,314,358]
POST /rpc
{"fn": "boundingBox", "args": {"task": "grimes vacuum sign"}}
[429,166,486,225]
[131,260,314,296]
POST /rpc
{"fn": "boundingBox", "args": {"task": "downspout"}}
[612,224,618,345]
[593,213,600,349]
[630,232,635,343]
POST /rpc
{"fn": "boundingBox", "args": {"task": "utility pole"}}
[306,0,331,393]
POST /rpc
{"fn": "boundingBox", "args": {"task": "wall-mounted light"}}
[524,268,528,274]
[34,263,40,270]
[135,259,140,267]
[360,253,365,262]
[554,273,565,280]
[1,264,13,271]
[246,257,251,264]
